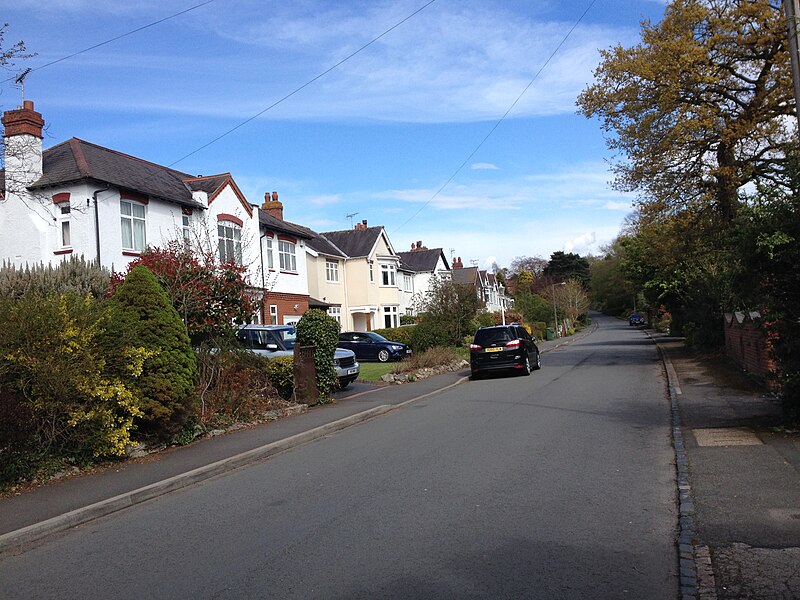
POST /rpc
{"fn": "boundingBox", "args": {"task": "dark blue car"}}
[629,313,645,326]
[338,331,412,362]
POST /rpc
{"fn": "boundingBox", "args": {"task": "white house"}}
[396,240,451,316]
[0,100,310,325]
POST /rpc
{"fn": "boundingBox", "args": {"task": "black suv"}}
[469,324,541,379]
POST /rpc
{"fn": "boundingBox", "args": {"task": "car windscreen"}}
[274,328,297,349]
[473,329,512,345]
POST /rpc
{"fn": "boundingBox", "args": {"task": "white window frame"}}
[182,214,191,243]
[278,240,297,272]
[58,203,71,249]
[265,236,274,270]
[381,263,396,287]
[325,259,339,283]
[120,199,146,252]
[269,304,278,325]
[403,274,412,293]
[218,221,242,265]
[327,306,341,324]
[369,261,374,282]
[383,305,399,328]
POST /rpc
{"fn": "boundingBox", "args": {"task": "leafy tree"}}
[509,256,548,278]
[513,291,553,325]
[114,240,256,341]
[544,251,590,287]
[108,266,197,439]
[413,276,482,350]
[590,238,637,315]
[296,309,340,400]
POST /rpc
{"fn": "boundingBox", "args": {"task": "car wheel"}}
[377,349,390,362]
[338,378,350,390]
[533,351,542,370]
[521,356,531,376]
[470,370,481,380]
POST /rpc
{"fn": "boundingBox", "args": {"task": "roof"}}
[27,138,209,209]
[259,213,314,240]
[320,226,385,259]
[397,248,449,273]
[451,266,479,286]
[286,222,347,257]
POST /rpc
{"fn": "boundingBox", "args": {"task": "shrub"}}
[108,266,197,439]
[0,256,110,300]
[296,309,340,399]
[0,293,145,486]
[264,356,295,400]
[393,346,460,373]
[371,326,414,346]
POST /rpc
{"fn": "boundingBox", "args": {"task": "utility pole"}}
[785,0,800,137]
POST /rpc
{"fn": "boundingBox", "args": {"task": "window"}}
[369,261,374,282]
[383,305,399,328]
[269,304,278,325]
[279,240,297,272]
[121,200,146,252]
[325,259,339,282]
[218,221,242,265]
[381,264,396,286]
[328,306,341,324]
[182,214,191,243]
[403,274,412,293]
[265,237,274,269]
[58,204,71,248]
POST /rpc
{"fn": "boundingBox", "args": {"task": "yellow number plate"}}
[485,347,503,353]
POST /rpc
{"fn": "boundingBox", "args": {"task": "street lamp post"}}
[551,281,566,338]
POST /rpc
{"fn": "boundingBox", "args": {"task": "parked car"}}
[469,324,541,379]
[338,331,412,362]
[629,313,645,326]
[236,324,360,389]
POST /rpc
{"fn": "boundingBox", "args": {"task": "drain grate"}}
[692,427,763,447]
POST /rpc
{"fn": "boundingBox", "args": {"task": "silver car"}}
[236,324,360,389]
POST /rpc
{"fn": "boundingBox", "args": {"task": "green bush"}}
[393,346,460,372]
[0,293,145,487]
[410,318,452,353]
[296,309,340,399]
[371,326,414,346]
[108,266,197,440]
[265,356,295,400]
[0,256,111,300]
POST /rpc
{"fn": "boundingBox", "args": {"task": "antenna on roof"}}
[14,68,32,103]
[449,248,455,261]
[346,212,359,229]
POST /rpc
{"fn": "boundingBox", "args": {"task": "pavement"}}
[2,325,799,600]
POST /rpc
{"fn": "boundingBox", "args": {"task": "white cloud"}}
[564,232,596,254]
[471,163,499,170]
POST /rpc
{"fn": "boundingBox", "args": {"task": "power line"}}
[391,0,599,235]
[168,0,438,167]
[2,1,217,85]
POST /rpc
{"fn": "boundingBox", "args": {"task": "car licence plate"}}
[347,368,358,375]
[485,347,502,353]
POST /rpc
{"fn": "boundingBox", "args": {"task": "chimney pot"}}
[23,100,34,111]
[272,191,278,202]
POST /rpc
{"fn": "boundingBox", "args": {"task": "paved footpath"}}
[655,334,800,600]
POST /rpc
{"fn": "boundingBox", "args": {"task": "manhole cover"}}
[692,427,762,447]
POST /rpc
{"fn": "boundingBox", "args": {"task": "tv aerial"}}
[15,68,32,103]
[346,212,359,229]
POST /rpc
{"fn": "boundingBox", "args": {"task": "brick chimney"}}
[261,191,283,220]
[411,240,427,251]
[453,256,463,269]
[2,100,45,190]
[355,219,368,231]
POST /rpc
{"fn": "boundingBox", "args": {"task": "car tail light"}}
[469,343,482,350]
[505,339,521,349]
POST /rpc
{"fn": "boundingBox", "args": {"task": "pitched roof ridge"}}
[67,137,194,178]
[183,172,232,182]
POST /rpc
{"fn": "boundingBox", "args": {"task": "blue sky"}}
[2,0,666,270]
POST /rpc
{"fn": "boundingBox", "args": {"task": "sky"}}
[1,0,667,270]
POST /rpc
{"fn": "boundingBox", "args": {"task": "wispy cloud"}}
[471,163,499,171]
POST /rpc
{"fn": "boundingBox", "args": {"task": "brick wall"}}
[724,312,777,383]
[262,292,309,325]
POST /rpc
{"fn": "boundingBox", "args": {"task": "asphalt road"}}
[0,316,678,599]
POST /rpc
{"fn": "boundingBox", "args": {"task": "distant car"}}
[236,324,360,389]
[338,331,412,362]
[629,313,645,326]
[469,324,541,379]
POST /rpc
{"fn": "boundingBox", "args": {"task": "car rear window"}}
[474,328,513,345]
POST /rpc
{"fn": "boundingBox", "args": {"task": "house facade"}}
[397,240,451,316]
[0,100,310,325]
[450,257,511,314]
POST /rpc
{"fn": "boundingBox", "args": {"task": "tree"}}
[509,256,548,278]
[108,266,197,439]
[589,239,636,315]
[577,0,793,224]
[544,252,590,287]
[412,276,482,350]
[113,239,257,341]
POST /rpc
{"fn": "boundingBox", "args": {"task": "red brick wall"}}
[724,315,777,382]
[261,292,309,324]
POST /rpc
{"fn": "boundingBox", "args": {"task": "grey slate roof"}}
[28,138,207,209]
[259,213,314,240]
[451,266,479,286]
[285,222,346,257]
[320,227,384,259]
[397,248,448,273]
